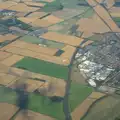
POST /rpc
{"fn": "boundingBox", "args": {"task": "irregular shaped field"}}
[69,83,93,111]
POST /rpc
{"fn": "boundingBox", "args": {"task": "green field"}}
[59,0,89,10]
[29,94,64,120]
[21,35,65,49]
[42,0,63,12]
[113,17,120,22]
[14,57,69,80]
[69,83,93,111]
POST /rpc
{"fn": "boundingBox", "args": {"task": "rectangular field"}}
[0,34,18,42]
[24,2,46,7]
[41,32,84,46]
[1,54,24,66]
[8,3,39,12]
[9,40,58,56]
[14,57,69,80]
[2,46,40,57]
[21,35,65,49]
[35,53,70,65]
[8,79,45,92]
[1,45,70,65]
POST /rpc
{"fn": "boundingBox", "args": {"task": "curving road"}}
[63,46,80,120]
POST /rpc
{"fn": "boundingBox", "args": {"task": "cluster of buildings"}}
[75,33,120,92]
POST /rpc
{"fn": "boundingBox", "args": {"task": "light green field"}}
[113,17,120,22]
[21,35,65,49]
[42,0,89,12]
[0,86,17,104]
[28,94,64,120]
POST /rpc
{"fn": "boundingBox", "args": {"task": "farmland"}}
[14,57,69,80]
[0,0,120,120]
